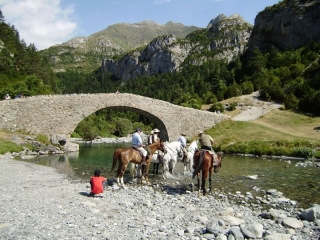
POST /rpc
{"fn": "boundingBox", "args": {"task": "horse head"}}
[158,140,166,153]
[149,140,166,154]
[188,140,198,153]
[213,154,223,173]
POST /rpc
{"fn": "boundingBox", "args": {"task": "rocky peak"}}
[140,35,177,61]
[207,14,228,28]
[62,37,88,49]
[247,0,320,51]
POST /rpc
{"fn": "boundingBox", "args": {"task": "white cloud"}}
[0,0,77,50]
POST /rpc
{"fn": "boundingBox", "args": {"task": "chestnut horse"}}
[192,150,223,197]
[111,141,165,187]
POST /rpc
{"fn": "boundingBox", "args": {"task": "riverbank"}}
[1,153,319,239]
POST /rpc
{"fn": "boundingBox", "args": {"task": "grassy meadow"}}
[204,109,320,158]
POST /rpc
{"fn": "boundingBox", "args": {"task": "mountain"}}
[101,14,252,81]
[247,0,320,51]
[40,21,199,73]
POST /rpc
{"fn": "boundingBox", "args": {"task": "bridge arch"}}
[0,93,229,142]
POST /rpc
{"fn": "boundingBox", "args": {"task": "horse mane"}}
[148,140,161,148]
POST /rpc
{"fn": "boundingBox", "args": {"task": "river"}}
[17,142,320,209]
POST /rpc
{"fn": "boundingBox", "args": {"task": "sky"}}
[0,0,280,50]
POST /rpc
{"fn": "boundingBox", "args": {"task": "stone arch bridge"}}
[0,93,229,142]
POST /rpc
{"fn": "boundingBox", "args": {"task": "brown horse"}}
[192,150,223,197]
[111,141,165,186]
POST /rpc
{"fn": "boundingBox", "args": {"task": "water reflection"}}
[17,143,320,209]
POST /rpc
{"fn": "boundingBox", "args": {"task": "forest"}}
[1,9,319,140]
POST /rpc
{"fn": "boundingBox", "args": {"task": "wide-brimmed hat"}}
[181,133,186,136]
[198,131,203,135]
[153,128,160,133]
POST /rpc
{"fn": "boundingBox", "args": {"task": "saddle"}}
[198,149,219,166]
[132,147,149,159]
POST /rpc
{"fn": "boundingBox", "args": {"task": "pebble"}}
[0,154,319,239]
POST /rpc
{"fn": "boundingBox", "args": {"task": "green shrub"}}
[284,93,299,110]
[35,134,50,145]
[208,103,224,113]
[0,141,23,154]
[228,102,237,111]
[220,140,318,158]
[292,147,316,159]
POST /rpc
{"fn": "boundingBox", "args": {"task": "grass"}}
[203,109,320,158]
[0,140,23,154]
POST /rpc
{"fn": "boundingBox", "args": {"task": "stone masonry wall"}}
[0,93,229,141]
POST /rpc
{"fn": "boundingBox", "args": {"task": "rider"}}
[151,128,163,163]
[198,131,214,151]
[152,128,160,142]
[147,130,154,145]
[178,133,188,162]
[132,128,148,165]
[198,131,218,165]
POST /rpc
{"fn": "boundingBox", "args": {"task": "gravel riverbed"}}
[0,153,319,240]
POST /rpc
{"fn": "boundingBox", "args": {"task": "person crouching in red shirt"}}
[90,169,107,196]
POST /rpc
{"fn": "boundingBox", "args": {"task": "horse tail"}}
[192,151,203,179]
[192,151,206,179]
[111,148,121,172]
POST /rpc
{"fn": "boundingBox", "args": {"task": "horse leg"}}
[145,163,150,184]
[209,167,212,193]
[152,163,157,174]
[197,173,201,197]
[202,170,208,196]
[119,164,127,187]
[172,160,177,175]
[117,164,122,186]
[189,156,194,173]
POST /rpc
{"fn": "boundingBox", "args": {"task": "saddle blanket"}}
[200,150,219,166]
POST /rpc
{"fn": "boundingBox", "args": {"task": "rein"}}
[149,142,165,155]
[164,143,180,157]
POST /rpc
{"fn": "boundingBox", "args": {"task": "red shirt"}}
[90,176,106,194]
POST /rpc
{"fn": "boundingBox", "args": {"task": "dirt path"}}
[230,91,283,121]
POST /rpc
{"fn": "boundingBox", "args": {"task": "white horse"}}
[162,141,182,178]
[151,150,165,174]
[183,140,198,174]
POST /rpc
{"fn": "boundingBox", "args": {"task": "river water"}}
[17,142,320,209]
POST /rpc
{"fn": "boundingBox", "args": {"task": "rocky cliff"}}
[248,0,320,51]
[102,14,252,81]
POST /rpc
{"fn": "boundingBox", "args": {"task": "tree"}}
[284,93,299,110]
[0,9,4,23]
